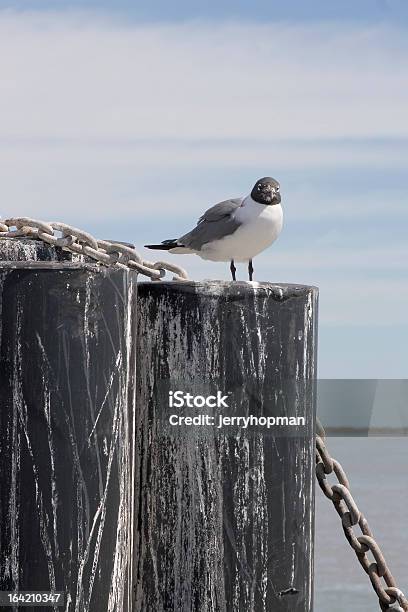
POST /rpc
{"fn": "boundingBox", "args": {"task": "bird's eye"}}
[276,185,280,191]
[257,184,262,190]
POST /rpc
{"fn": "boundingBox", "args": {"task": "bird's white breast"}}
[200,197,283,262]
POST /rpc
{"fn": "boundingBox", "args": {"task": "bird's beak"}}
[266,189,281,205]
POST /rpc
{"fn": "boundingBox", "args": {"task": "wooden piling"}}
[0,260,137,611]
[134,281,318,612]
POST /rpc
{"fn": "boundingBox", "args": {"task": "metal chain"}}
[0,217,189,281]
[316,421,408,611]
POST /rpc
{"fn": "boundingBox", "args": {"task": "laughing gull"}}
[145,177,283,281]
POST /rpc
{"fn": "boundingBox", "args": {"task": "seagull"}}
[145,177,283,281]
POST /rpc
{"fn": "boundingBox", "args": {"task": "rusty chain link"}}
[316,421,408,611]
[0,217,188,281]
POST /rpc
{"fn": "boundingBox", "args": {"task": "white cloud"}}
[1,140,407,223]
[0,11,407,224]
[317,278,408,326]
[0,11,407,220]
[261,245,408,272]
[0,11,407,144]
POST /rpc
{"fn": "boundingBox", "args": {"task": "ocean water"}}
[315,437,408,611]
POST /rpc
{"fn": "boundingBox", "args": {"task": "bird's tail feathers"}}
[145,239,184,251]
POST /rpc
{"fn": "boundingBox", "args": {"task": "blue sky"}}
[2,0,408,22]
[0,3,407,378]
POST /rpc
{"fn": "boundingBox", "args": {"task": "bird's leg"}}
[248,259,254,281]
[230,259,237,281]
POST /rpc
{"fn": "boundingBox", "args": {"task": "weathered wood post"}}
[0,239,137,611]
[135,281,318,612]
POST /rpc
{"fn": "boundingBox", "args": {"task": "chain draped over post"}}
[315,422,408,611]
[0,217,189,282]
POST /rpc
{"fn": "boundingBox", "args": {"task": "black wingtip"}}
[145,243,178,251]
[145,239,180,250]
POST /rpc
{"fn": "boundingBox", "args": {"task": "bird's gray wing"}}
[179,198,243,251]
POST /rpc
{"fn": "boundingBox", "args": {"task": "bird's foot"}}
[248,259,254,281]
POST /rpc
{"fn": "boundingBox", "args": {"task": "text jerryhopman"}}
[168,390,306,430]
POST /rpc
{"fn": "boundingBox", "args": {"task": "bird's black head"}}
[251,177,281,205]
